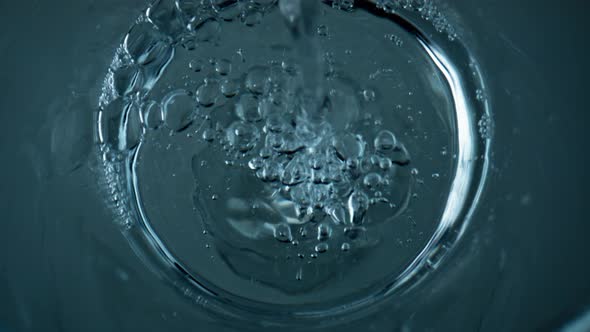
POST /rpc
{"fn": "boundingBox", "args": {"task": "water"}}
[94,0,490,327]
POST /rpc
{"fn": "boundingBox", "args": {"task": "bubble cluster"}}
[191,58,413,252]
[374,0,458,40]
[96,0,417,259]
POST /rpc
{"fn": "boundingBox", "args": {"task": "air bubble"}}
[341,242,350,251]
[124,22,167,65]
[363,173,383,190]
[317,223,332,241]
[257,160,282,182]
[475,89,484,101]
[248,157,264,170]
[362,89,376,102]
[374,130,397,152]
[347,191,369,225]
[146,0,186,36]
[478,114,493,139]
[113,65,142,97]
[162,89,195,132]
[120,104,144,151]
[196,81,220,107]
[220,78,240,98]
[215,58,232,76]
[235,94,262,122]
[378,157,393,170]
[245,66,270,94]
[315,242,329,253]
[202,128,215,142]
[332,133,364,161]
[143,100,164,130]
[189,59,204,72]
[331,0,354,11]
[281,156,309,185]
[317,24,328,37]
[226,121,260,152]
[242,7,263,26]
[273,223,292,242]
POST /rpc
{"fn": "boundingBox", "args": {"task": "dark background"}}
[0,0,588,331]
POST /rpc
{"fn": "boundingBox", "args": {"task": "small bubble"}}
[226,121,260,152]
[363,172,383,190]
[317,24,328,37]
[245,65,269,94]
[374,130,397,152]
[248,157,264,170]
[242,8,263,26]
[259,147,273,158]
[273,223,293,243]
[331,0,354,11]
[476,89,484,101]
[143,100,164,130]
[347,191,369,225]
[214,58,232,76]
[235,94,262,122]
[315,243,329,253]
[341,242,350,251]
[162,90,195,132]
[432,173,440,179]
[332,133,364,161]
[211,194,218,200]
[378,157,392,170]
[196,82,219,107]
[113,65,142,97]
[362,89,376,102]
[478,115,493,139]
[202,128,215,142]
[220,78,239,97]
[317,223,332,241]
[189,59,204,72]
[124,22,166,65]
[411,168,419,176]
[385,33,403,46]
